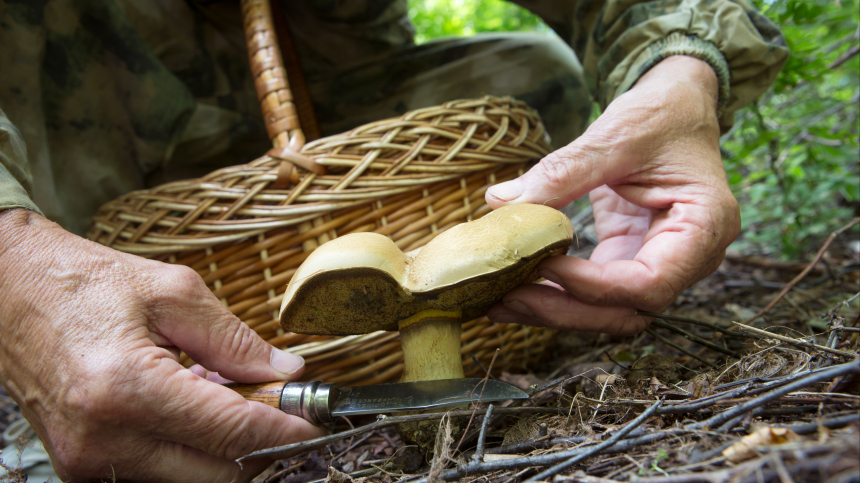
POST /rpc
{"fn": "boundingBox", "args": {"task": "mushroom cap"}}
[279,203,573,335]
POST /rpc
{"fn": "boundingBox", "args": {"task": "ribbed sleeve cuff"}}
[616,32,731,117]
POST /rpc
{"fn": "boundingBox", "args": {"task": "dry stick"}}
[455,349,500,454]
[646,328,715,367]
[650,319,739,358]
[714,361,851,392]
[714,412,748,434]
[523,400,664,483]
[244,361,860,471]
[689,359,860,430]
[472,404,494,463]
[636,311,752,340]
[634,436,858,483]
[422,391,860,483]
[743,217,860,324]
[830,43,860,69]
[460,373,577,447]
[658,383,753,415]
[730,321,857,359]
[236,407,564,462]
[414,401,664,483]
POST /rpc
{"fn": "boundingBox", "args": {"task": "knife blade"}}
[229,378,528,425]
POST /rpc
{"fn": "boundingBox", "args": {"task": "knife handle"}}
[227,381,339,425]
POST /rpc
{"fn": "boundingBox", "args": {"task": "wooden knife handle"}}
[226,381,338,425]
[228,381,286,409]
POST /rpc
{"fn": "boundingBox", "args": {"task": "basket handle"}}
[241,0,324,183]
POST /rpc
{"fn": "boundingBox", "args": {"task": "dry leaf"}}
[722,427,801,462]
[649,376,670,395]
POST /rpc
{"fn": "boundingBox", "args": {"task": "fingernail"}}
[537,268,561,285]
[487,180,523,202]
[504,299,534,316]
[271,349,304,376]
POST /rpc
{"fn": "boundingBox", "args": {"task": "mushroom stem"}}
[398,310,464,383]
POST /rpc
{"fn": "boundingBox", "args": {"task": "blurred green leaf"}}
[410,0,859,259]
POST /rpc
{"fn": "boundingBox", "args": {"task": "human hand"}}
[0,209,326,482]
[485,56,740,334]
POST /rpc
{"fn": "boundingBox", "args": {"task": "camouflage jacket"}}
[0,0,787,235]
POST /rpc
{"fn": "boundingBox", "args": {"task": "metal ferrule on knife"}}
[279,381,339,425]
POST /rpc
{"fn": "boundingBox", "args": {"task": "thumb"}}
[486,138,611,209]
[151,266,304,383]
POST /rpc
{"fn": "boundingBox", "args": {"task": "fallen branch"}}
[650,319,740,358]
[731,321,857,358]
[743,217,860,324]
[636,311,750,339]
[690,360,860,429]
[524,400,664,482]
[236,406,565,462]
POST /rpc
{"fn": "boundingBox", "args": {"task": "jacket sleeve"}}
[510,0,789,131]
[0,107,42,215]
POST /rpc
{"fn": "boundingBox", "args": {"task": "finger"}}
[146,264,304,382]
[142,442,272,483]
[189,364,233,384]
[97,439,271,483]
[41,408,272,483]
[139,364,326,460]
[485,135,615,210]
[486,283,649,335]
[540,239,722,314]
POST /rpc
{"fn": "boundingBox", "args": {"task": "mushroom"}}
[279,203,573,445]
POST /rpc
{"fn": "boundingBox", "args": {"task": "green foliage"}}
[409,0,858,258]
[407,0,547,44]
[722,0,860,258]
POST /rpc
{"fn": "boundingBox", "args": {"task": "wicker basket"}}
[87,0,558,386]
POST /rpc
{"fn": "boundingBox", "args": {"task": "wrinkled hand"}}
[485,56,740,334]
[0,209,325,482]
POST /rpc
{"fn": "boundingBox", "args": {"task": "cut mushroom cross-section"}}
[278,203,573,448]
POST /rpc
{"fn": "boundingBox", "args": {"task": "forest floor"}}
[1,223,858,483]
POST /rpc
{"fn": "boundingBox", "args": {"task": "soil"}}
[1,233,858,483]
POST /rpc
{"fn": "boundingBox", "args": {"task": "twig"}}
[743,217,860,323]
[455,349,500,453]
[523,400,664,482]
[690,360,860,429]
[646,328,715,367]
[715,412,748,434]
[830,44,860,69]
[780,412,860,435]
[472,404,494,463]
[479,435,584,456]
[636,311,752,339]
[307,466,383,483]
[716,362,853,393]
[413,401,665,483]
[650,319,739,357]
[332,431,375,463]
[237,407,564,462]
[659,383,753,414]
[730,321,857,358]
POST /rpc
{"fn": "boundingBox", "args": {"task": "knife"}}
[229,378,528,425]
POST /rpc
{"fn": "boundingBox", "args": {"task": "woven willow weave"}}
[87,0,558,385]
